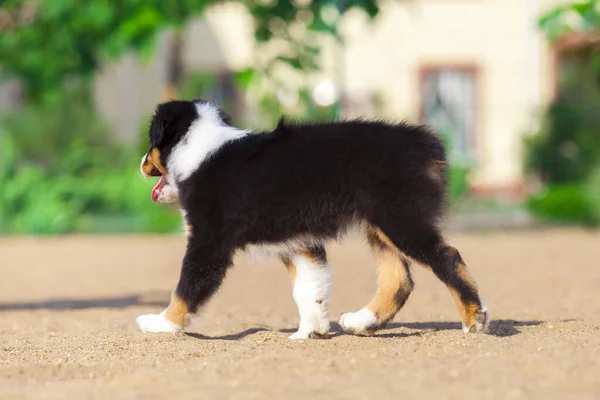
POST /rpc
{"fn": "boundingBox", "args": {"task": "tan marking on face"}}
[142,148,167,177]
[164,292,189,327]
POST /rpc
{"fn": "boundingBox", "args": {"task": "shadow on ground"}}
[185,328,272,341]
[390,320,545,337]
[0,295,545,339]
[278,320,545,339]
[186,319,547,341]
[0,293,170,311]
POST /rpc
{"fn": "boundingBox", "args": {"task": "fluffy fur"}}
[137,99,489,338]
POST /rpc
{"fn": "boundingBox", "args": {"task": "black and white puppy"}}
[137,99,489,339]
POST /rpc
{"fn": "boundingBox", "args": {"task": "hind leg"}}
[282,246,332,340]
[339,226,414,335]
[434,245,489,332]
[381,223,489,333]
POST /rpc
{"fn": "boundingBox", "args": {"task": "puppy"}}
[136,99,489,339]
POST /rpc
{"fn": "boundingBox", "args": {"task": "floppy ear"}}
[161,119,171,144]
[149,119,163,147]
[149,117,172,148]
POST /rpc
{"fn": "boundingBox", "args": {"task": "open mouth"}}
[151,176,165,202]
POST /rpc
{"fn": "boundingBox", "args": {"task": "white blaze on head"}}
[139,153,149,178]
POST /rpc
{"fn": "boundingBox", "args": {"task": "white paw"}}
[339,308,378,335]
[136,311,182,333]
[462,305,490,333]
[289,329,312,340]
[289,329,329,340]
[289,320,329,340]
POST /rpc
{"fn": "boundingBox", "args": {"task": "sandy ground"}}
[0,229,599,400]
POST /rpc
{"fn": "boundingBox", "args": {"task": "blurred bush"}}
[523,56,600,226]
[0,86,181,234]
[524,60,600,185]
[437,129,472,203]
[448,163,471,203]
[584,164,600,222]
[526,184,598,226]
[529,0,600,227]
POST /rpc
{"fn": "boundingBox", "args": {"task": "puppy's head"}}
[140,99,232,203]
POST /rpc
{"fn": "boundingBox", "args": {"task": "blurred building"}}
[327,0,571,196]
[0,0,578,197]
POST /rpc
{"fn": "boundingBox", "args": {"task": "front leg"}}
[136,291,189,333]
[283,246,332,340]
[136,241,233,333]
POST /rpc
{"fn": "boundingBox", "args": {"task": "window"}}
[419,67,478,161]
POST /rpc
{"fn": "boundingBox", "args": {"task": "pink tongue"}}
[151,176,165,202]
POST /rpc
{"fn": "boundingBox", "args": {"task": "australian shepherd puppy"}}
[136,99,489,339]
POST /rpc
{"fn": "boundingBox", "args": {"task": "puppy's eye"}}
[162,120,172,133]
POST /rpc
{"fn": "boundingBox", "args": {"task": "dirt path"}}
[1,229,599,399]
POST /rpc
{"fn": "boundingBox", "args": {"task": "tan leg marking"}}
[427,246,487,332]
[366,245,413,326]
[164,292,190,327]
[282,257,297,285]
[340,223,413,335]
[448,260,481,329]
[356,223,488,334]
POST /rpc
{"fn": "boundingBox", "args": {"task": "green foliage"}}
[0,0,379,100]
[243,1,379,125]
[0,88,181,234]
[524,76,600,184]
[249,0,378,42]
[248,0,377,73]
[448,163,471,203]
[0,0,212,99]
[539,0,600,42]
[0,83,119,175]
[0,164,181,234]
[437,128,472,202]
[526,0,600,226]
[582,163,600,222]
[526,184,598,226]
